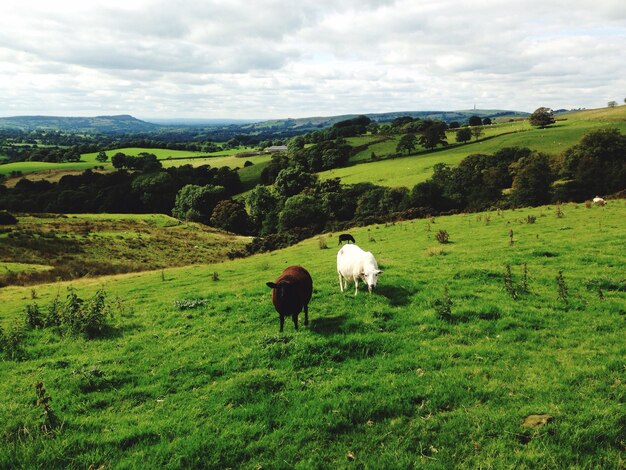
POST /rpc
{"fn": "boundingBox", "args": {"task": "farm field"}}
[0,146,261,178]
[321,106,626,188]
[0,213,250,286]
[1,201,624,468]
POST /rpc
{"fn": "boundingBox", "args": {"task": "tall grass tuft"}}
[504,264,517,300]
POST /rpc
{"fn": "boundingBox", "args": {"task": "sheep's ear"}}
[266,282,277,289]
[376,269,383,275]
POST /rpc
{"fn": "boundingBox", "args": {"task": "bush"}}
[0,210,18,225]
[0,323,27,360]
[435,229,449,244]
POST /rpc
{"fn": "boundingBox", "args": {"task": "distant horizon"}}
[0,106,542,124]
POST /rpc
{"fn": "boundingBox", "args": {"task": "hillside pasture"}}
[0,213,250,287]
[321,106,626,188]
[0,201,624,468]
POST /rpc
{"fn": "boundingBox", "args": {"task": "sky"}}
[1,0,625,120]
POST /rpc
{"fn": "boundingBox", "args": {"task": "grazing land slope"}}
[320,105,626,188]
[1,201,624,468]
[0,213,250,286]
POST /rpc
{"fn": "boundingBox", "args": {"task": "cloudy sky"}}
[1,0,625,119]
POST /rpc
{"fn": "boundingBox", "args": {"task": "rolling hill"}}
[0,115,162,133]
[0,201,624,467]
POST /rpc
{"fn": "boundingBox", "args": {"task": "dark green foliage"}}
[455,127,472,143]
[34,382,60,435]
[274,167,317,198]
[417,119,448,150]
[0,210,18,225]
[24,288,113,338]
[468,115,482,126]
[172,184,225,223]
[529,107,555,128]
[560,128,626,198]
[24,303,44,329]
[210,199,250,234]
[510,153,553,206]
[279,194,327,231]
[396,133,417,154]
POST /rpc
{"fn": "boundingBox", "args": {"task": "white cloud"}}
[0,0,625,118]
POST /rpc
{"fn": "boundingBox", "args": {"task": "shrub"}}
[24,303,44,329]
[435,229,449,244]
[0,323,27,360]
[0,210,18,225]
[526,215,537,224]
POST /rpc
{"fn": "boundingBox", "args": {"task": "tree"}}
[288,136,305,153]
[96,151,108,163]
[274,167,317,198]
[210,200,250,234]
[561,128,626,197]
[482,117,492,125]
[246,185,280,234]
[279,194,327,231]
[396,133,417,154]
[172,184,225,223]
[468,115,482,126]
[608,100,617,108]
[529,107,555,128]
[448,121,460,129]
[471,126,484,141]
[417,120,448,150]
[455,127,472,144]
[509,153,553,206]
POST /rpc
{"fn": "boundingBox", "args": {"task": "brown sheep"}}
[266,266,313,332]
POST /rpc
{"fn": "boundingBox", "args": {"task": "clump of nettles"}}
[175,298,209,310]
[556,271,569,304]
[34,382,60,435]
[23,288,113,338]
[0,323,27,360]
[434,285,454,322]
[503,264,517,300]
[436,229,449,244]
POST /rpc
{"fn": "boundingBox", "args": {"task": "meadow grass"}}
[0,201,624,468]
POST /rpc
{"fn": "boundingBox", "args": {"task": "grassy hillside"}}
[0,147,269,185]
[0,213,250,286]
[320,106,626,188]
[1,201,624,468]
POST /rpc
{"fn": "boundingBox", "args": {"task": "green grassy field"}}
[0,213,250,286]
[1,201,624,467]
[0,147,260,177]
[321,106,626,188]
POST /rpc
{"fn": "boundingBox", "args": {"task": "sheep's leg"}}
[354,276,359,296]
[338,272,344,292]
[279,315,285,333]
[292,314,299,330]
[304,304,309,326]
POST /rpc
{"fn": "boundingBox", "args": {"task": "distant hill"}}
[243,109,530,132]
[0,115,162,133]
[0,110,529,134]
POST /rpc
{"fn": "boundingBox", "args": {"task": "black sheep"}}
[338,233,355,245]
[266,266,313,332]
